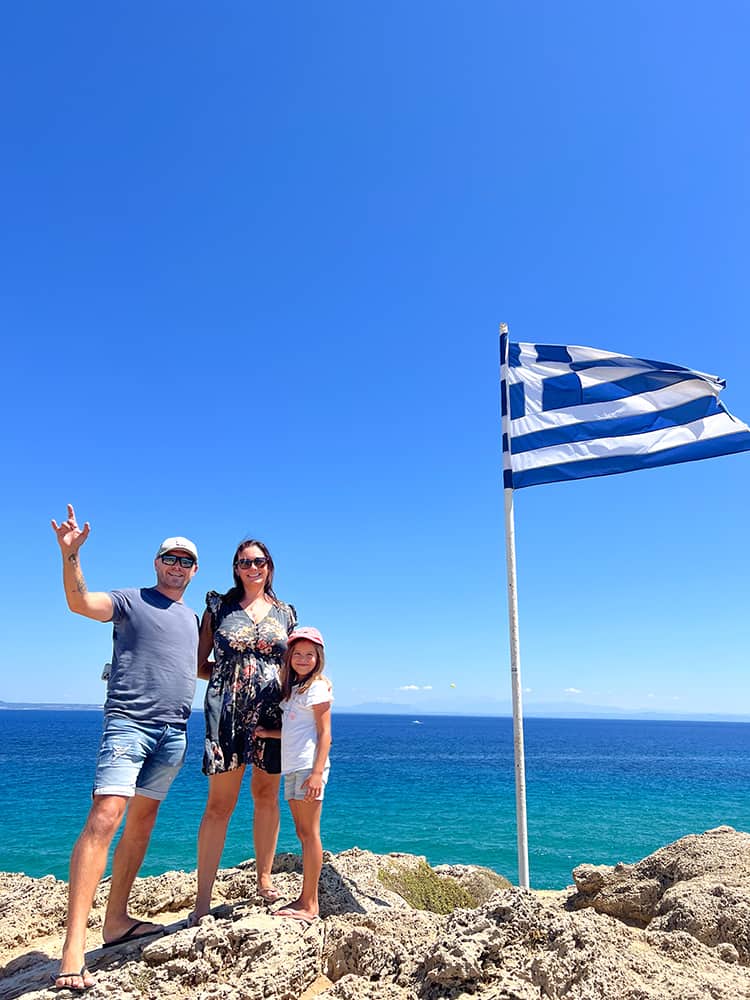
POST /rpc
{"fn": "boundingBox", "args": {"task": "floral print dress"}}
[202,590,297,775]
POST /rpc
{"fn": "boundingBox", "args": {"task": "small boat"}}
[412,720,422,725]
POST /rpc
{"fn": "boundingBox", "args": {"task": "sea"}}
[1,711,749,890]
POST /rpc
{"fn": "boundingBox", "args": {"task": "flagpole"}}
[499,323,530,889]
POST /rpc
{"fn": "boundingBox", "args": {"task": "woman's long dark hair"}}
[221,539,279,606]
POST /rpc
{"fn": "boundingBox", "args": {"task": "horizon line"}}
[2,700,749,725]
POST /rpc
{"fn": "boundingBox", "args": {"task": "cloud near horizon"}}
[563,687,583,695]
[398,684,433,692]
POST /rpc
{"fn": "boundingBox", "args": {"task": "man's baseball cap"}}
[288,626,325,649]
[156,536,199,561]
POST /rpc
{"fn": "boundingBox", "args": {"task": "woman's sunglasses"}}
[236,557,269,569]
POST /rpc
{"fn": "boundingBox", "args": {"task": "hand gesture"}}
[51,504,91,556]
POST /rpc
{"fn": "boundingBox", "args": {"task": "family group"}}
[49,504,333,993]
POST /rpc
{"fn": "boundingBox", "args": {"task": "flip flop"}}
[256,886,283,903]
[273,907,320,925]
[101,920,165,949]
[51,965,95,992]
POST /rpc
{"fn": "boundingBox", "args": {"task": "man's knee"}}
[84,796,128,841]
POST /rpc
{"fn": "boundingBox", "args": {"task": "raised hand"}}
[51,504,91,555]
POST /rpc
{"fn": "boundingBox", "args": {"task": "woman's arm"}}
[302,699,332,800]
[196,608,215,680]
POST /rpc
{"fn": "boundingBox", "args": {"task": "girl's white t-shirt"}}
[280,677,334,774]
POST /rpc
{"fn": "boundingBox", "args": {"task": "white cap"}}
[156,536,198,561]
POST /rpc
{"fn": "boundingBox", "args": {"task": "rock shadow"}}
[0,950,67,1000]
[319,861,392,915]
[272,853,391,915]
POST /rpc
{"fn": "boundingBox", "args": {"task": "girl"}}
[257,626,332,924]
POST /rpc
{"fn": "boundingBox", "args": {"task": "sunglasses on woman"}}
[236,557,269,569]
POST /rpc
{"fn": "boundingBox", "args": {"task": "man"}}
[50,504,199,992]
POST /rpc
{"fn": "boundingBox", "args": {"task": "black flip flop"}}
[51,965,95,992]
[101,920,165,949]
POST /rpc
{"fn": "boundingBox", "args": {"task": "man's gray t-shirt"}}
[105,587,199,726]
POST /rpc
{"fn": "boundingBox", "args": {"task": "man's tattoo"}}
[66,553,88,595]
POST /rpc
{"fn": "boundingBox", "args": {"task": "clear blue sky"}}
[2,2,748,716]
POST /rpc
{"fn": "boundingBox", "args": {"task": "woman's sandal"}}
[273,907,320,926]
[256,885,283,903]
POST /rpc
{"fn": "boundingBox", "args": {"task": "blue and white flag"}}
[500,333,750,489]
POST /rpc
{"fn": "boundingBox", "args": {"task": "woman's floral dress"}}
[202,590,297,775]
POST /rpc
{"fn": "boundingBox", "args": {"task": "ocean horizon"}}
[3,699,749,723]
[2,710,748,890]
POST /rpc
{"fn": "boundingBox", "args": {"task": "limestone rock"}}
[651,877,750,962]
[0,873,68,949]
[317,977,415,999]
[323,910,445,985]
[571,825,750,961]
[4,831,750,1000]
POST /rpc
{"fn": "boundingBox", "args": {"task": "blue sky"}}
[2,2,748,717]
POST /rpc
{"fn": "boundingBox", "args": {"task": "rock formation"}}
[2,828,750,999]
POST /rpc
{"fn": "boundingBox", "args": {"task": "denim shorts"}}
[284,766,330,802]
[93,715,187,801]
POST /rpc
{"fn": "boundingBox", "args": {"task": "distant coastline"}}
[2,699,749,724]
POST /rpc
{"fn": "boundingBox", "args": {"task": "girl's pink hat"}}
[288,626,325,648]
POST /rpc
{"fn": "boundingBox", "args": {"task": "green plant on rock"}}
[378,859,476,914]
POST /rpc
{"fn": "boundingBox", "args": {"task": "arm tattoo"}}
[67,553,88,595]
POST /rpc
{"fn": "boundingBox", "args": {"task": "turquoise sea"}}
[1,711,749,889]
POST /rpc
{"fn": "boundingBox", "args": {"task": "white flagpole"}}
[499,323,530,889]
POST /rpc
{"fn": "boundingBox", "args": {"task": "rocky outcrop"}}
[3,829,750,999]
[571,825,750,963]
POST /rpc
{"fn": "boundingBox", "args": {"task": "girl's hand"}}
[301,771,323,800]
[254,726,281,739]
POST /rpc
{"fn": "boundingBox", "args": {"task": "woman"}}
[191,539,297,921]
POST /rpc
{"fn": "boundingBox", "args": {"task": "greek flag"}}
[500,332,750,489]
